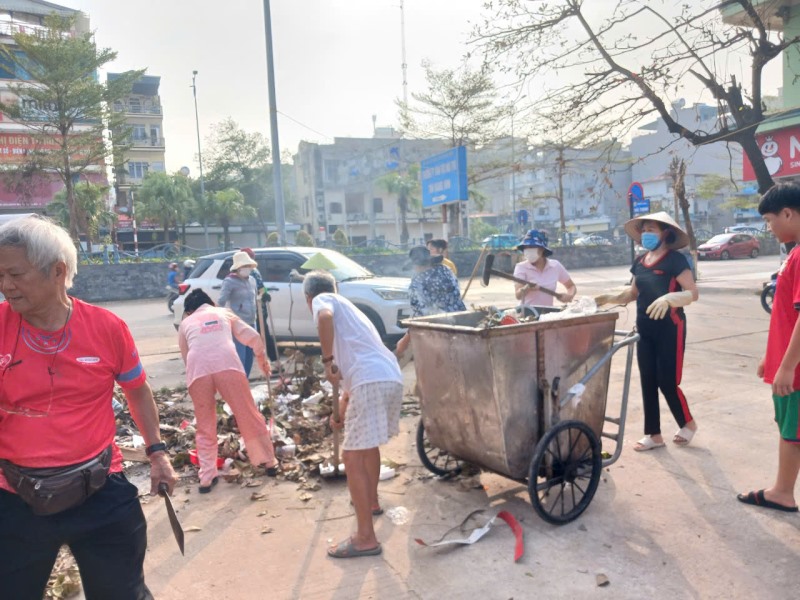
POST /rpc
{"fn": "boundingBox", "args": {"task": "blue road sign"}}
[421,146,468,208]
[517,209,529,225]
[628,181,644,203]
[633,199,651,216]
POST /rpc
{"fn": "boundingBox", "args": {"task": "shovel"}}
[158,482,185,555]
[481,254,559,297]
[321,366,345,479]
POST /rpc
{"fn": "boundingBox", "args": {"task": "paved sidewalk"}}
[134,286,800,599]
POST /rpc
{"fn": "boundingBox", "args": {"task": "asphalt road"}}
[73,253,800,599]
[102,254,779,390]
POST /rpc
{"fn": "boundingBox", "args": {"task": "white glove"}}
[594,287,632,306]
[646,291,694,320]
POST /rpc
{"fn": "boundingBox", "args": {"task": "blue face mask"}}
[641,232,662,251]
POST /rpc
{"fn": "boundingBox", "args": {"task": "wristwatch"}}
[145,442,168,457]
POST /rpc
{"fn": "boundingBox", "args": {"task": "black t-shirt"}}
[630,251,691,321]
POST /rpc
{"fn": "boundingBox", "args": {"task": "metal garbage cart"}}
[405,308,639,524]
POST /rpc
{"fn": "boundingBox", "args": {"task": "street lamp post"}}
[511,105,517,235]
[262,0,287,244]
[191,70,209,249]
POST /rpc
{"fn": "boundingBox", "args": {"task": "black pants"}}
[636,314,693,436]
[0,472,152,600]
[256,294,278,362]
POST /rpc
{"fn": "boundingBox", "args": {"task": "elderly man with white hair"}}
[304,269,403,559]
[0,215,177,599]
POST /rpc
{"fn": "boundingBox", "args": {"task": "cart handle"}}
[558,330,640,409]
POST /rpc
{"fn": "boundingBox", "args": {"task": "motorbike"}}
[761,273,776,314]
[166,285,180,313]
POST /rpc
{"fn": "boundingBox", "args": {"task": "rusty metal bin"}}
[405,308,637,524]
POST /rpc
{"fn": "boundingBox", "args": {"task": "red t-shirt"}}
[0,298,146,493]
[764,248,800,390]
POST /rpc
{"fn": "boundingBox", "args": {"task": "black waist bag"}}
[0,446,113,516]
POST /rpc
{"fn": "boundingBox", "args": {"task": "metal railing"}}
[113,104,162,115]
[129,137,165,148]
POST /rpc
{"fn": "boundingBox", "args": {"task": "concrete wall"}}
[69,240,781,303]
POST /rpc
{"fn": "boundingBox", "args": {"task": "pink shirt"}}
[513,258,571,307]
[178,305,265,387]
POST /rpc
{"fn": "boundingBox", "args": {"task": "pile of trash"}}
[114,351,340,483]
[475,297,598,328]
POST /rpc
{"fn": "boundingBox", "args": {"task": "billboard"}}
[421,146,468,208]
[743,125,800,181]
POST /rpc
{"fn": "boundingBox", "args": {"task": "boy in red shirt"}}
[738,183,800,512]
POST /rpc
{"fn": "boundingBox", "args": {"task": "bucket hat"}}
[231,251,258,272]
[624,211,689,250]
[517,229,552,256]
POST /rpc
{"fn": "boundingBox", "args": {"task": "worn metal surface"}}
[406,309,617,479]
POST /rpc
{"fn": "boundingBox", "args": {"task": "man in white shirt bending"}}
[305,270,403,559]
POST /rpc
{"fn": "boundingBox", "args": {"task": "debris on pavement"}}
[415,509,524,562]
[596,573,610,587]
[114,353,410,492]
[386,506,410,525]
[45,547,81,599]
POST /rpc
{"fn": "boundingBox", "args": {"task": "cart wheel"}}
[416,419,463,477]
[527,420,602,524]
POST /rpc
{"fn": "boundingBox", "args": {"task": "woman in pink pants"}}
[178,289,279,493]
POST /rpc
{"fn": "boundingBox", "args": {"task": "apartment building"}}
[109,73,166,214]
[294,128,448,246]
[0,0,96,212]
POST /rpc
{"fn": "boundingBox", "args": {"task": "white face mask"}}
[523,248,542,262]
[238,267,253,278]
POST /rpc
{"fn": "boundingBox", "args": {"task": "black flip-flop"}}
[737,489,798,512]
[199,477,219,494]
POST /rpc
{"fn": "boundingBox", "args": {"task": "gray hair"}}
[303,270,336,298]
[0,215,78,288]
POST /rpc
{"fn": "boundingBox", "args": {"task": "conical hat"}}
[301,252,338,271]
[624,211,689,250]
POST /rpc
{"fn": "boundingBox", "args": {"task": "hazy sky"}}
[60,0,491,173]
[59,0,782,174]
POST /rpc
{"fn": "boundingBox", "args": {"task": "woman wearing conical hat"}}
[595,212,699,452]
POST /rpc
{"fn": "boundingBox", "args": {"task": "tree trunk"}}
[399,194,409,246]
[64,167,79,242]
[557,148,566,233]
[738,134,775,194]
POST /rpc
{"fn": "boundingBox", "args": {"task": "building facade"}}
[109,73,166,216]
[0,1,97,213]
[294,129,449,246]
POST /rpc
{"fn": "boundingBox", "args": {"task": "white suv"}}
[172,247,412,347]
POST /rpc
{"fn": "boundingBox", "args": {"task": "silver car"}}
[172,247,412,347]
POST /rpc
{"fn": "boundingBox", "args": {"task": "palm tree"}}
[137,172,193,243]
[49,182,116,249]
[209,188,256,250]
[376,164,420,246]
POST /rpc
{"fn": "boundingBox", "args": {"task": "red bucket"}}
[189,448,225,469]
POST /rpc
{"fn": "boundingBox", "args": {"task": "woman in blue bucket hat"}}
[513,229,577,307]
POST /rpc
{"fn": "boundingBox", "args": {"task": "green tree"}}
[203,119,298,232]
[470,218,500,242]
[0,14,143,240]
[376,165,420,246]
[266,232,280,247]
[399,61,505,236]
[137,172,193,243]
[209,188,255,250]
[48,182,115,249]
[332,228,349,247]
[295,230,314,247]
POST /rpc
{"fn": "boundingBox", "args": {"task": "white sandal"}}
[673,426,696,446]
[634,436,666,452]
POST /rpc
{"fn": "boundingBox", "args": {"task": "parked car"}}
[481,233,520,250]
[697,233,760,260]
[573,234,612,246]
[724,224,764,236]
[172,247,412,348]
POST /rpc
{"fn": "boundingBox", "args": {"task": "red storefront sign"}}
[743,125,800,181]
